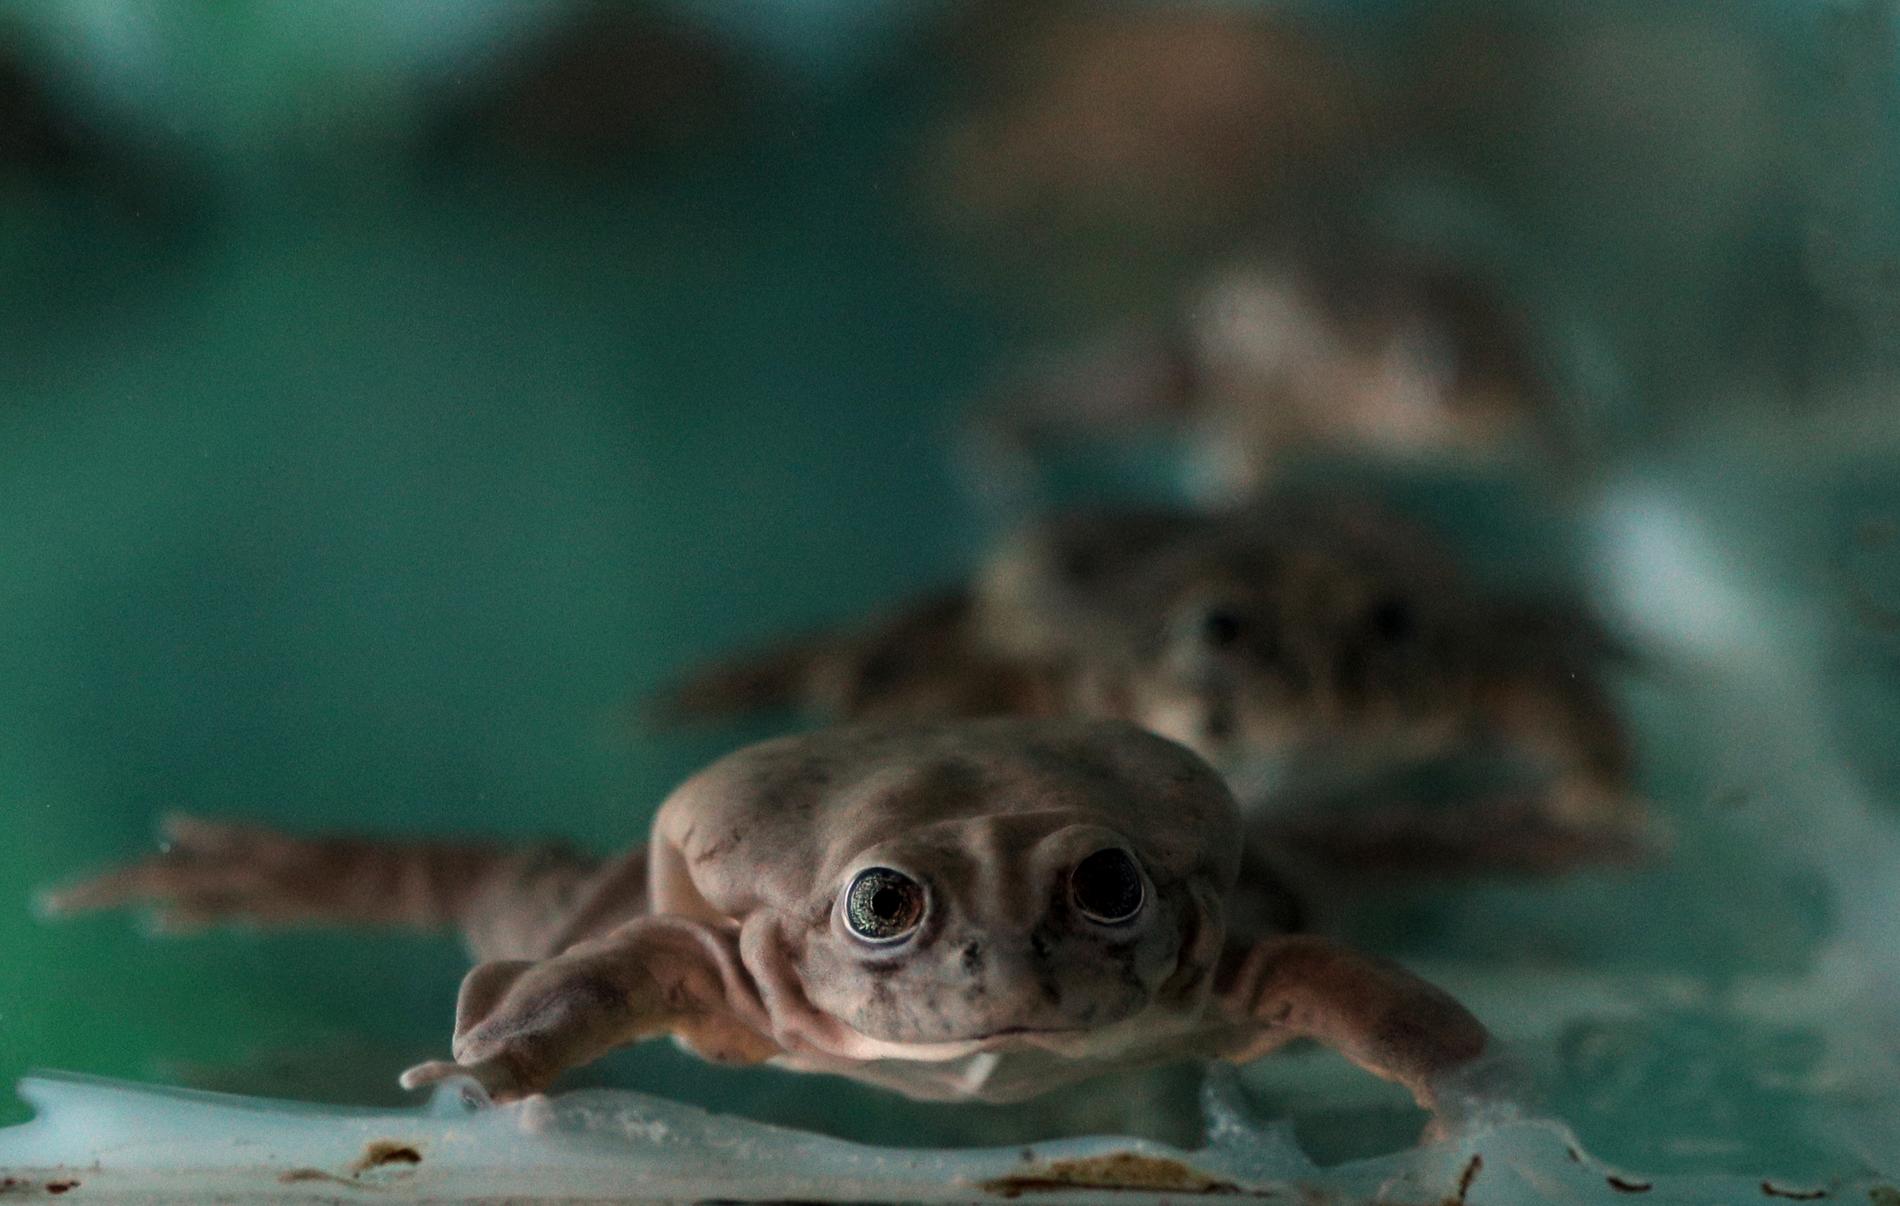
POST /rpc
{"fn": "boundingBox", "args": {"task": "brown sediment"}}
[1445,1154,1483,1206]
[348,1140,423,1174]
[277,1168,352,1186]
[979,1150,1243,1197]
[1760,1184,1827,1201]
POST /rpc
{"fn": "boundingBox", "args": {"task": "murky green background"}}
[2,0,1898,1188]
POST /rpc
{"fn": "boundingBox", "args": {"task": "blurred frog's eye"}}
[1200,607,1246,648]
[1171,601,1248,653]
[843,868,926,943]
[1070,848,1145,925]
[1060,546,1104,583]
[1367,595,1416,643]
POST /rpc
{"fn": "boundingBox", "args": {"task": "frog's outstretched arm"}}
[1212,935,1488,1113]
[37,815,614,961]
[400,916,779,1102]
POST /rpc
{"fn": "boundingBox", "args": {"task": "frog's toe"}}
[398,1060,465,1092]
[402,1055,530,1102]
[38,852,274,926]
[160,813,317,868]
[38,858,181,917]
[158,813,249,853]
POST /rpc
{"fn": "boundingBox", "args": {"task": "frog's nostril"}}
[1070,848,1145,924]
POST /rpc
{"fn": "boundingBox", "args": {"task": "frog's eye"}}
[1070,848,1145,925]
[1198,607,1246,649]
[1171,600,1268,661]
[1059,547,1103,583]
[844,867,926,943]
[1366,595,1416,644]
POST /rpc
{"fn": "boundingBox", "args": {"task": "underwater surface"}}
[3,0,1900,1200]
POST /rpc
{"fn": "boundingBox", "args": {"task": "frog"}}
[41,717,1487,1118]
[655,498,1645,874]
[968,248,1559,504]
[920,4,1362,272]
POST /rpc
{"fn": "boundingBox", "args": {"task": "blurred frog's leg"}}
[1472,664,1650,849]
[1211,934,1488,1115]
[648,629,841,723]
[39,814,607,960]
[649,589,1045,725]
[1248,731,1646,875]
[1261,793,1650,875]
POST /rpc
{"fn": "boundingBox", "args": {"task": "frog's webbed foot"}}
[1213,935,1490,1122]
[38,815,368,932]
[399,960,544,1101]
[400,917,778,1103]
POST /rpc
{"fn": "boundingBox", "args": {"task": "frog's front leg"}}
[1211,935,1488,1115]
[400,916,780,1103]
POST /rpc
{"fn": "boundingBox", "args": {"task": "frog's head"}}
[1115,539,1458,774]
[774,720,1240,1053]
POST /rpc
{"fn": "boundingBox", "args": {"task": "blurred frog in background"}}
[654,496,1645,879]
[0,27,211,319]
[919,1,1368,274]
[920,0,1804,483]
[967,246,1564,502]
[419,5,758,174]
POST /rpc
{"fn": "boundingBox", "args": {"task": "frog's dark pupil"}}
[846,868,922,941]
[1071,848,1144,923]
[1201,609,1244,648]
[1369,597,1414,643]
[870,885,904,920]
[1062,549,1102,582]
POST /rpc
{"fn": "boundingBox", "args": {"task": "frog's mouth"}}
[975,1025,1083,1042]
[966,1024,1121,1056]
[968,1027,1083,1056]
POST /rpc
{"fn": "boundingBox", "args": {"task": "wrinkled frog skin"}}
[45,718,1486,1114]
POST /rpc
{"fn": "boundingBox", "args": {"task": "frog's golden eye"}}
[844,867,926,943]
[1070,848,1145,925]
